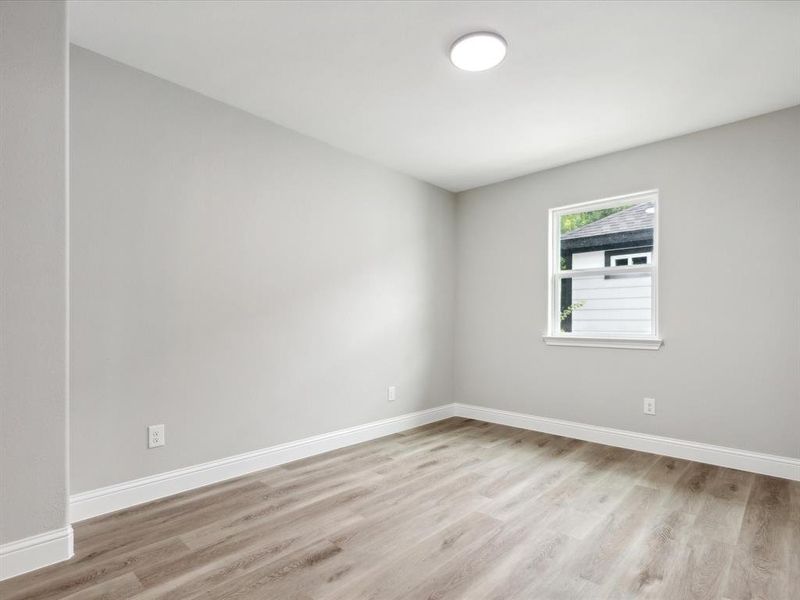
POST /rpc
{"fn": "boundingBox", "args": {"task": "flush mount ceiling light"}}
[449,32,507,72]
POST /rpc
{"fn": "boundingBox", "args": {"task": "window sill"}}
[542,335,663,350]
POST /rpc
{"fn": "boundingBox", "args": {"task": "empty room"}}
[1,1,799,598]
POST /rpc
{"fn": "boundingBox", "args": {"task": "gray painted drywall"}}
[0,1,69,543]
[455,106,800,458]
[69,47,456,493]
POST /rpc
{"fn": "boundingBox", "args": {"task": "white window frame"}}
[544,189,662,350]
[611,252,650,267]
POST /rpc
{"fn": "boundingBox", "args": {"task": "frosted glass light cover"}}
[450,32,507,72]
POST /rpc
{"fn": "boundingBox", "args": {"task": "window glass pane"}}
[558,274,652,335]
[560,201,655,271]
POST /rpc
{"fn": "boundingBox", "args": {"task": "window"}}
[611,253,649,267]
[544,190,662,350]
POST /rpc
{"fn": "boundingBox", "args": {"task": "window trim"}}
[610,252,650,267]
[544,189,662,350]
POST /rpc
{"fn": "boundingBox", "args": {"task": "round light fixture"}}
[449,32,507,72]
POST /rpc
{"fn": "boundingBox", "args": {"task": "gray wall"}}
[455,106,800,458]
[0,1,69,543]
[70,47,456,493]
[63,45,800,498]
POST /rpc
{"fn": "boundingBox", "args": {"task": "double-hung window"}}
[544,190,662,350]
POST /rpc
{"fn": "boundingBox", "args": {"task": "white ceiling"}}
[69,1,800,192]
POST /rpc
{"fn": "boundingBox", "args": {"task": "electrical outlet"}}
[643,398,656,416]
[387,386,397,402]
[148,424,165,448]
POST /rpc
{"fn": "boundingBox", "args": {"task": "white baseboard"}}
[0,526,74,582]
[68,401,799,526]
[454,403,800,481]
[70,404,455,522]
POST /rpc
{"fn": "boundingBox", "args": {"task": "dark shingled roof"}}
[562,201,655,240]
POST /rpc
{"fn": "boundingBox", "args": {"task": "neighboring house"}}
[560,202,654,334]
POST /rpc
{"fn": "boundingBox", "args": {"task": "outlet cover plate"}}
[148,424,165,448]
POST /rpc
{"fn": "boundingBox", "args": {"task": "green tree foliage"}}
[559,300,585,333]
[560,206,630,234]
[559,300,585,323]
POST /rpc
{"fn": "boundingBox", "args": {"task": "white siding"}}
[571,250,604,269]
[568,249,652,335]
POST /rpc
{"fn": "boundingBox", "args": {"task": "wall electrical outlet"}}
[148,424,165,448]
[387,386,397,402]
[643,398,656,416]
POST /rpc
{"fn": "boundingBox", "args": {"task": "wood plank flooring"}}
[2,417,798,599]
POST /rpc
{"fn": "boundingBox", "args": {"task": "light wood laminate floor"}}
[2,417,798,599]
